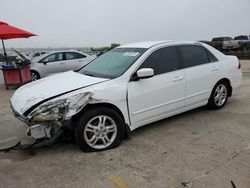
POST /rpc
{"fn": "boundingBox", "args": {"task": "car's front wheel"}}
[75,107,124,152]
[31,70,40,81]
[207,80,229,110]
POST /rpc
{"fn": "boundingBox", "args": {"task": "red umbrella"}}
[0,21,37,63]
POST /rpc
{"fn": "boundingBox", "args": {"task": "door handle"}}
[211,66,219,71]
[173,76,184,82]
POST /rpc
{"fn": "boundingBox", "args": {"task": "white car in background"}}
[30,50,96,80]
[10,41,242,152]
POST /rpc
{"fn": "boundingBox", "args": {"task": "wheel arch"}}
[71,102,131,137]
[215,78,232,97]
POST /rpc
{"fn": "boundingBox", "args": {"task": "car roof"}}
[42,50,90,57]
[31,50,90,62]
[118,40,201,49]
[46,50,87,54]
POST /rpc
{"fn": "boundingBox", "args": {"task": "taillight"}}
[238,62,241,69]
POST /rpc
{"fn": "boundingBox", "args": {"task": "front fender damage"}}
[64,92,100,119]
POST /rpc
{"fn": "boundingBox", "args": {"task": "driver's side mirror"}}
[131,68,154,81]
[39,59,48,65]
[43,59,49,65]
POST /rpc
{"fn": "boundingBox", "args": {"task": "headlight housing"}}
[27,92,93,124]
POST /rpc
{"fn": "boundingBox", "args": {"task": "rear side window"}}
[66,52,86,60]
[206,50,218,62]
[179,45,211,68]
[139,46,179,75]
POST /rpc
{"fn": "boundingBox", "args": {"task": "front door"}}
[39,52,65,76]
[128,46,185,129]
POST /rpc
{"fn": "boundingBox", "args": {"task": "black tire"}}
[31,70,40,81]
[207,80,229,110]
[75,107,124,152]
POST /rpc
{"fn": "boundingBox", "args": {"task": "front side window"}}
[179,45,211,68]
[78,48,146,78]
[139,46,179,75]
[41,53,63,63]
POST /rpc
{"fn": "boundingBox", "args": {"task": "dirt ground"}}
[0,60,250,188]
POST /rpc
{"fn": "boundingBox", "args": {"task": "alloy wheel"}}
[214,84,227,107]
[31,72,38,81]
[83,115,117,149]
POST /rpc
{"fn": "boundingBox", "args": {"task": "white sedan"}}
[30,50,96,81]
[10,41,242,152]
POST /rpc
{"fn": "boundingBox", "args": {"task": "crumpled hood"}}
[10,71,108,115]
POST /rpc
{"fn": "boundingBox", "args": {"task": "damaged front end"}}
[12,92,95,140]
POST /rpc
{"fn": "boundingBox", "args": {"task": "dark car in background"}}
[234,35,250,52]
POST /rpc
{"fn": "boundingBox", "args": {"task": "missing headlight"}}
[27,92,94,125]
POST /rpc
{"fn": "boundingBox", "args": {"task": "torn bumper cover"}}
[11,92,94,139]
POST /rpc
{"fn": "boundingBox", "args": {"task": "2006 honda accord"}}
[10,41,242,152]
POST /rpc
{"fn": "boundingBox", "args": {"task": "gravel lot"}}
[0,60,250,188]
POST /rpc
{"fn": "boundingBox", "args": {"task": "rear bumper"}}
[231,70,242,90]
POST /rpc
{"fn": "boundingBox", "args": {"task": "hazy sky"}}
[1,0,250,48]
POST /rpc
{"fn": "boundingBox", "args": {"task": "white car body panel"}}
[221,55,242,89]
[10,41,242,133]
[184,61,222,107]
[11,71,108,114]
[128,69,185,128]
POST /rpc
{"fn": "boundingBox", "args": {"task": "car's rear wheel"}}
[207,80,229,110]
[75,107,124,152]
[31,70,40,81]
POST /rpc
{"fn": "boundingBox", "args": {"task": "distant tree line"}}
[91,43,120,52]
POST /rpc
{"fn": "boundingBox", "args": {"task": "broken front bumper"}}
[10,92,93,139]
[10,102,29,124]
[10,102,62,139]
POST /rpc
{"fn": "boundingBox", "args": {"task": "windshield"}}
[78,48,147,79]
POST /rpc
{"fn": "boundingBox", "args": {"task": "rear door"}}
[178,45,222,107]
[64,52,87,71]
[128,46,185,128]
